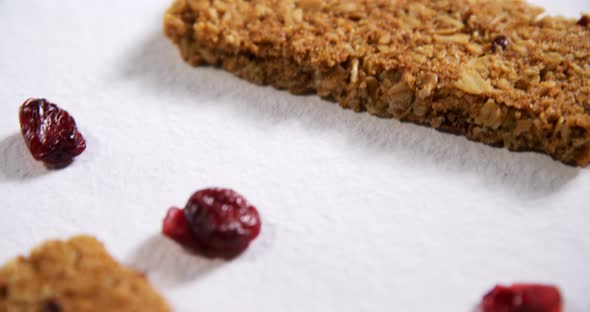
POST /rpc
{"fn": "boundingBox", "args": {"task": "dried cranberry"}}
[491,36,509,53]
[162,207,194,245]
[162,188,261,259]
[42,299,62,312]
[577,16,589,27]
[19,98,86,167]
[481,284,562,312]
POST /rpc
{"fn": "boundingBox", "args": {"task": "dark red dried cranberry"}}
[481,284,562,312]
[184,188,261,257]
[577,15,589,27]
[491,36,509,53]
[19,98,86,167]
[42,299,62,312]
[162,188,261,259]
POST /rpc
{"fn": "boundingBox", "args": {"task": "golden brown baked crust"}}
[164,0,590,165]
[0,236,170,312]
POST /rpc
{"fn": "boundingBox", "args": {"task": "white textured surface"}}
[0,1,589,311]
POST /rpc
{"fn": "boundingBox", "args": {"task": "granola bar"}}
[164,0,590,165]
[0,236,170,312]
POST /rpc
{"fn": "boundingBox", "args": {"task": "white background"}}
[1,1,589,311]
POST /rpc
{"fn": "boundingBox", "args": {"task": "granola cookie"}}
[0,235,170,312]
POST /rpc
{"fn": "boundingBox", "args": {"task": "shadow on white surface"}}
[237,217,277,262]
[0,133,49,181]
[127,234,223,288]
[121,33,579,197]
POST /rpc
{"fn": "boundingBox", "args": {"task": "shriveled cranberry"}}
[481,284,562,312]
[491,36,509,53]
[19,98,86,167]
[577,15,589,27]
[184,188,261,257]
[162,188,261,259]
